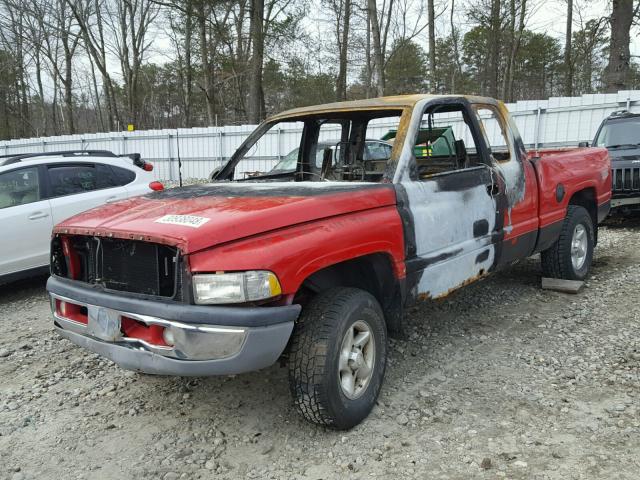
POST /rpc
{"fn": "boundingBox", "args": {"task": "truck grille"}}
[612,167,640,193]
[52,236,181,299]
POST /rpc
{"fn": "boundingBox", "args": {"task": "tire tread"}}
[288,288,381,428]
[541,205,593,280]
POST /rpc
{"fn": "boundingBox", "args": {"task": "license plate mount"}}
[87,306,122,342]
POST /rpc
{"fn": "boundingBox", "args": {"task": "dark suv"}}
[588,110,640,213]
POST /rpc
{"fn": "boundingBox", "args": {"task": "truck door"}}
[397,100,507,299]
[471,105,538,264]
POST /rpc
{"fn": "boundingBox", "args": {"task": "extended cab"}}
[47,95,611,429]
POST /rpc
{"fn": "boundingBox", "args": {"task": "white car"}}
[0,150,163,284]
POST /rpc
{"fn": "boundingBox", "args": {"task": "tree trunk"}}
[336,0,351,101]
[428,0,436,91]
[183,0,193,126]
[488,0,501,98]
[248,0,265,123]
[365,8,373,97]
[604,0,633,92]
[563,0,573,96]
[368,0,385,96]
[504,0,526,102]
[196,1,216,125]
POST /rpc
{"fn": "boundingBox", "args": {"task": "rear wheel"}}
[288,288,387,430]
[541,205,595,280]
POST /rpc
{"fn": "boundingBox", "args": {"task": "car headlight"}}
[192,271,282,304]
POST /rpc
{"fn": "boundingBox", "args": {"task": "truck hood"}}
[54,182,397,253]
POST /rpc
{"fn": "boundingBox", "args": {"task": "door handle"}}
[28,211,49,220]
[105,196,118,203]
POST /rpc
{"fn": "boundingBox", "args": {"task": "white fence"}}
[2,90,639,182]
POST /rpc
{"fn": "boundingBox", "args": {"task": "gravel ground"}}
[1,218,639,480]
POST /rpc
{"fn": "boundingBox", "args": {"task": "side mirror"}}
[209,165,222,182]
[578,141,589,148]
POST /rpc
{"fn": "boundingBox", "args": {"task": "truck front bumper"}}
[47,276,300,376]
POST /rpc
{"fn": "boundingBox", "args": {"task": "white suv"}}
[0,150,163,284]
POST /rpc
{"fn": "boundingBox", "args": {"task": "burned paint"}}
[149,181,391,199]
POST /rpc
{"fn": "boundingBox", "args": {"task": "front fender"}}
[187,206,406,295]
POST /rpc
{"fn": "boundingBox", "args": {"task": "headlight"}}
[192,271,282,304]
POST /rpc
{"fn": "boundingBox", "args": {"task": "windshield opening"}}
[594,117,640,148]
[218,109,405,182]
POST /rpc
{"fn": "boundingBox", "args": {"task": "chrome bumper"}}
[47,277,299,376]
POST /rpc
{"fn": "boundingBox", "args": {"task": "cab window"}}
[365,142,392,161]
[473,106,515,163]
[415,105,483,178]
[0,167,41,209]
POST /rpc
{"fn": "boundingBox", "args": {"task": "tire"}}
[541,205,595,280]
[288,287,387,430]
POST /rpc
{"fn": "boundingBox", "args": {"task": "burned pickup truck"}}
[47,95,611,429]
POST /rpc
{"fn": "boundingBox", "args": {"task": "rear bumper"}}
[47,276,299,376]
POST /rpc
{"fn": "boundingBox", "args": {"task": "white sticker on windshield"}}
[155,214,210,228]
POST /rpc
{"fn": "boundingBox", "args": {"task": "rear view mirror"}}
[578,141,589,148]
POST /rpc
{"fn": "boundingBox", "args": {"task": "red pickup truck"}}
[47,95,611,429]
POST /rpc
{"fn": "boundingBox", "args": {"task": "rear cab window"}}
[473,106,516,163]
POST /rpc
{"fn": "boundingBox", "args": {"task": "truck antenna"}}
[176,128,183,187]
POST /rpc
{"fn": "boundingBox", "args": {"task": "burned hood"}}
[54,182,397,254]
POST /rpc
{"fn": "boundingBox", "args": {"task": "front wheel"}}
[288,288,387,430]
[541,205,595,280]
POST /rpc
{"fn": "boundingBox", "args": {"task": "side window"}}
[234,121,304,178]
[0,167,40,209]
[100,164,135,187]
[416,105,482,178]
[48,164,98,197]
[112,166,136,185]
[474,106,515,163]
[96,164,119,189]
[365,142,392,161]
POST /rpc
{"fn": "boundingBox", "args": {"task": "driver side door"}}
[397,101,505,299]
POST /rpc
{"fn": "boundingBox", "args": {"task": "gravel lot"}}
[1,218,639,480]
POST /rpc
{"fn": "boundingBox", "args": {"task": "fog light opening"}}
[163,328,176,346]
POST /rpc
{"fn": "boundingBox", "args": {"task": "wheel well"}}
[297,253,404,336]
[569,187,598,243]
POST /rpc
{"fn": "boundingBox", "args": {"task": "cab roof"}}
[267,94,501,121]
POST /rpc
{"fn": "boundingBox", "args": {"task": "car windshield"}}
[221,109,404,182]
[594,118,640,148]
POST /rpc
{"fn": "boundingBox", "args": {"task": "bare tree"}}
[0,0,32,136]
[247,0,265,122]
[604,0,634,92]
[67,0,121,130]
[427,0,435,90]
[107,0,159,124]
[328,0,352,101]
[501,0,526,101]
[488,0,501,98]
[564,0,573,96]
